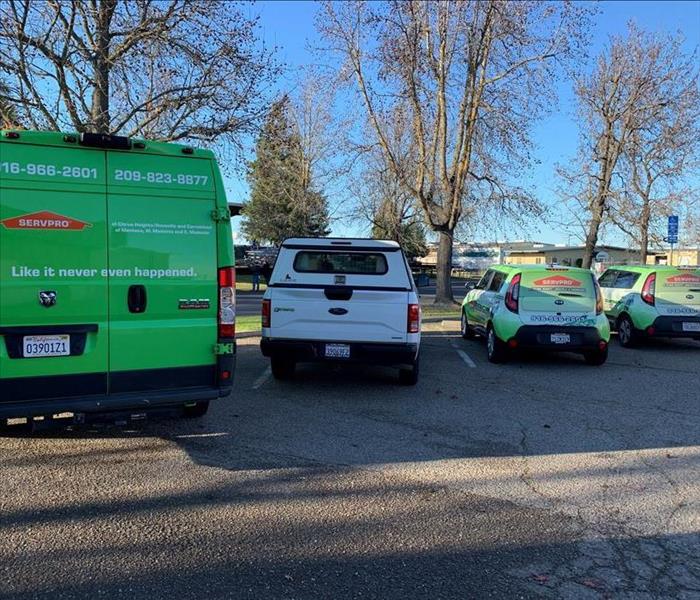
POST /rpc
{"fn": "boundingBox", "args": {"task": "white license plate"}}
[324,343,350,359]
[550,333,571,344]
[682,322,700,332]
[23,335,70,357]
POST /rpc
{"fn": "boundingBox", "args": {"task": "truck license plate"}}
[550,333,571,344]
[23,335,70,357]
[682,322,700,332]
[324,343,350,359]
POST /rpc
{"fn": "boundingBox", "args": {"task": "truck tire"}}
[399,353,420,386]
[271,356,295,380]
[183,401,210,418]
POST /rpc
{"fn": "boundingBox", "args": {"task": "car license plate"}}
[682,322,700,332]
[324,343,350,359]
[550,333,571,344]
[23,335,70,358]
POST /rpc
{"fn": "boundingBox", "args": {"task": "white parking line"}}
[252,366,271,389]
[450,340,476,368]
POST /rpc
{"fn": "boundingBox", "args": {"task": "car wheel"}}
[271,356,295,380]
[617,315,637,348]
[460,310,473,339]
[486,327,508,364]
[399,353,420,386]
[183,401,210,418]
[584,347,608,366]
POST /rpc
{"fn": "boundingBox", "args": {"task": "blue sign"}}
[668,215,679,244]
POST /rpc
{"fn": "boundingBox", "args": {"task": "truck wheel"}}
[486,327,508,364]
[183,401,210,418]
[271,356,295,380]
[617,315,637,348]
[584,347,608,366]
[399,354,420,386]
[460,310,473,339]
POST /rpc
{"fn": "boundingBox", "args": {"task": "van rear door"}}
[0,141,108,402]
[106,152,219,392]
[519,269,596,318]
[269,244,411,343]
[655,269,700,317]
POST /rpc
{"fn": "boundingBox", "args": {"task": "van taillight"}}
[218,267,236,338]
[408,303,421,333]
[641,273,656,306]
[594,277,604,315]
[505,273,521,313]
[262,299,271,328]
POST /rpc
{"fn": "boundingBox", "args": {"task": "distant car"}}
[461,265,610,365]
[598,266,700,347]
[260,238,421,384]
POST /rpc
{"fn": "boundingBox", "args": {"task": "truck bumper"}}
[260,338,419,366]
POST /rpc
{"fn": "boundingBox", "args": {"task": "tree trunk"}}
[90,0,116,133]
[582,195,605,269]
[639,198,651,264]
[435,230,454,304]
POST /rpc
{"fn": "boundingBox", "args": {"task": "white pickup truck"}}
[260,238,421,384]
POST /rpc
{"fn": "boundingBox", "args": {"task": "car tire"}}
[183,401,210,418]
[399,354,420,386]
[584,347,608,366]
[617,315,637,348]
[271,356,295,380]
[460,309,473,339]
[486,327,508,364]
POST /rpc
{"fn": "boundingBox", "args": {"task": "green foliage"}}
[242,97,330,245]
[372,198,427,260]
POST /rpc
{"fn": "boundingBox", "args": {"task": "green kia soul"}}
[461,265,610,365]
[598,265,700,347]
[0,130,236,425]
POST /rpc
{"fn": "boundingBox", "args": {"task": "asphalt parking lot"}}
[1,322,699,600]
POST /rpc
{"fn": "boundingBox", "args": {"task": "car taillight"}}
[505,273,521,313]
[641,273,656,306]
[594,277,604,315]
[218,267,235,338]
[408,303,421,333]
[262,298,271,328]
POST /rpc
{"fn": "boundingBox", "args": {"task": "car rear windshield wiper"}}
[557,292,584,297]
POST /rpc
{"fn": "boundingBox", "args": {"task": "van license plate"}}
[550,333,570,344]
[682,322,700,332]
[325,343,350,359]
[23,335,70,357]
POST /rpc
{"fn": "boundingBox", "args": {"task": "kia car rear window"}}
[293,251,389,275]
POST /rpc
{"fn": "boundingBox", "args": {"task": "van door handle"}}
[128,284,147,313]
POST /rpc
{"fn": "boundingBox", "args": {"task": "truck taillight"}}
[262,299,271,328]
[505,273,521,313]
[641,273,656,306]
[218,267,235,338]
[594,277,604,315]
[408,303,421,333]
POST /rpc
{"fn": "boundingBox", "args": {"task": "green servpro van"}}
[598,265,700,346]
[0,130,235,425]
[461,264,610,365]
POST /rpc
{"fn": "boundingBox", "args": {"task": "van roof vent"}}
[79,133,131,150]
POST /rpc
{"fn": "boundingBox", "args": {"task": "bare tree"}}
[560,24,697,268]
[319,0,589,303]
[0,0,278,146]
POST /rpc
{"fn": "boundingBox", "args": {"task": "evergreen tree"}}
[243,97,330,245]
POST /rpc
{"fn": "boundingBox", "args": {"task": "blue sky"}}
[228,0,700,246]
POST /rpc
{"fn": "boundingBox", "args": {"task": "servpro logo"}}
[533,275,582,288]
[0,211,92,231]
[664,273,700,287]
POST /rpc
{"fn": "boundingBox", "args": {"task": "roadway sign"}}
[667,215,679,244]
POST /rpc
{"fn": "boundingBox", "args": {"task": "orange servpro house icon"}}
[533,275,582,288]
[0,211,92,230]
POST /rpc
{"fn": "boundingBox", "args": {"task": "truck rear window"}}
[293,251,388,275]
